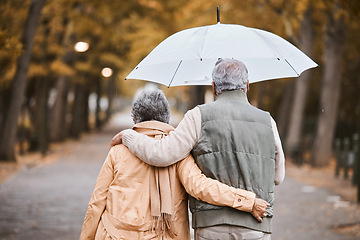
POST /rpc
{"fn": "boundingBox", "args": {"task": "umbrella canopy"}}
[126,23,318,87]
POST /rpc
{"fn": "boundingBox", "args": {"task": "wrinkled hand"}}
[250,198,270,223]
[110,131,124,148]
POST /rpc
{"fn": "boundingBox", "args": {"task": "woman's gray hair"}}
[131,89,170,124]
[212,58,248,95]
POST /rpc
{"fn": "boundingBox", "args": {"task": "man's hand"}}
[250,198,270,223]
[110,131,124,148]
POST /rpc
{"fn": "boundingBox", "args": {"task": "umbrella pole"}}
[217,6,220,23]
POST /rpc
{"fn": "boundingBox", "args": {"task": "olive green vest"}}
[189,90,276,233]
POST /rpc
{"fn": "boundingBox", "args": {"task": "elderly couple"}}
[80,59,285,240]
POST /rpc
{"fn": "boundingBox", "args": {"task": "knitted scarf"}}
[132,121,177,238]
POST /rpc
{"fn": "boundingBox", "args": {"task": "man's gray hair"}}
[212,58,248,95]
[131,89,170,124]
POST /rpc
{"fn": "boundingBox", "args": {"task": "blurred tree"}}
[0,0,45,161]
[28,16,51,154]
[311,0,346,167]
[337,8,360,139]
[48,2,76,142]
[310,0,360,167]
[285,2,315,156]
[1,0,359,166]
[0,0,154,159]
[0,1,26,132]
[276,81,295,137]
[106,71,117,121]
[48,0,150,138]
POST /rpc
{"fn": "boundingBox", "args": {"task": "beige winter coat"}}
[80,121,255,240]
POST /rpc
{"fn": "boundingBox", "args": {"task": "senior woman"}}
[80,89,268,240]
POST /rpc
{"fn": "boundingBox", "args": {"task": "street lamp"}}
[101,67,113,78]
[74,41,89,52]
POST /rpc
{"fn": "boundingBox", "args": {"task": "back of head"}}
[212,58,248,95]
[131,89,170,124]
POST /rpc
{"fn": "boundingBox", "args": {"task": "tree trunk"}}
[28,78,43,151]
[29,18,50,154]
[28,76,49,154]
[95,78,102,129]
[106,74,116,122]
[277,81,295,138]
[0,88,11,139]
[49,20,75,142]
[0,0,45,161]
[82,86,90,132]
[311,7,345,167]
[285,6,314,155]
[256,82,267,110]
[188,86,206,110]
[39,76,49,154]
[70,83,85,139]
[49,76,70,141]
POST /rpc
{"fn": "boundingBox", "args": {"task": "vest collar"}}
[215,90,249,103]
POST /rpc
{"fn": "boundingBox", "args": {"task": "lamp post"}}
[102,67,115,121]
[72,41,89,137]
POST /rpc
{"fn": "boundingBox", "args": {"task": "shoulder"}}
[110,144,128,153]
[108,144,133,162]
[197,102,215,111]
[182,106,201,123]
[248,103,269,115]
[247,104,273,123]
[186,106,201,116]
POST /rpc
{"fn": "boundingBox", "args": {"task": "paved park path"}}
[0,111,359,240]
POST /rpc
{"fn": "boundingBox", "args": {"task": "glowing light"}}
[102,67,113,77]
[74,41,89,52]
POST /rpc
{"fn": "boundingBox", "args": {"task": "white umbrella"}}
[126,23,318,87]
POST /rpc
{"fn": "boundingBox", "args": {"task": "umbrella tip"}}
[217,6,220,23]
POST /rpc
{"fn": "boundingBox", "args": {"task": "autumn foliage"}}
[0,0,359,167]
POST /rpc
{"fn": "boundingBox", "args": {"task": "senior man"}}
[112,59,285,240]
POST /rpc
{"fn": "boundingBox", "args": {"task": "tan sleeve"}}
[270,117,285,185]
[122,107,201,167]
[80,148,115,240]
[177,155,255,212]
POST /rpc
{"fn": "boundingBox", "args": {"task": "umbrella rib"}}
[284,59,300,77]
[168,60,183,87]
[251,28,280,59]
[199,26,211,59]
